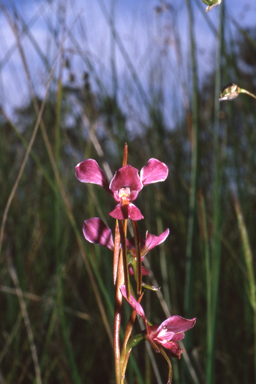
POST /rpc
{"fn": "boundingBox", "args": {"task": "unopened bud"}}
[219,83,240,101]
[202,0,222,12]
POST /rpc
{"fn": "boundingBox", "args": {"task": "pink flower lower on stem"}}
[75,158,168,220]
[120,285,196,359]
[82,217,169,276]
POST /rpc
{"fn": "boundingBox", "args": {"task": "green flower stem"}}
[239,88,256,100]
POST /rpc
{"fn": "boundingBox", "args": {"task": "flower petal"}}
[141,266,150,275]
[83,218,114,250]
[142,229,169,256]
[127,204,144,220]
[140,158,168,186]
[109,165,143,202]
[155,316,196,336]
[75,159,111,193]
[160,341,184,359]
[120,285,146,319]
[109,203,144,221]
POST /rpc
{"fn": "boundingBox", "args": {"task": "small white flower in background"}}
[219,83,240,101]
[219,83,256,101]
[202,0,222,12]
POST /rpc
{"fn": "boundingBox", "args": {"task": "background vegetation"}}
[0,0,256,383]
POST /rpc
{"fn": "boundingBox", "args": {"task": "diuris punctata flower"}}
[120,285,196,359]
[75,158,168,221]
[82,217,169,276]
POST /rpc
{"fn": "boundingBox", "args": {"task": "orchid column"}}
[75,145,196,384]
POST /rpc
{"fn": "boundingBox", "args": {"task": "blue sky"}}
[0,0,255,126]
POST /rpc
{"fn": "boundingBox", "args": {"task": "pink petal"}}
[141,266,150,275]
[126,237,146,257]
[154,328,185,342]
[140,158,168,186]
[150,337,184,358]
[129,266,150,276]
[143,229,169,256]
[170,332,185,342]
[120,285,146,319]
[75,159,111,193]
[168,348,184,359]
[160,342,184,359]
[109,165,143,202]
[109,203,144,221]
[83,218,114,250]
[127,203,144,220]
[156,316,196,336]
[126,238,136,250]
[154,339,180,350]
[109,204,127,220]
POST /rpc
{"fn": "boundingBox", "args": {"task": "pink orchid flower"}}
[82,217,169,275]
[120,285,196,359]
[75,158,168,220]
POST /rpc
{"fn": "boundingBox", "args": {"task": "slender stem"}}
[158,345,173,384]
[7,256,42,384]
[207,4,224,384]
[120,292,144,366]
[113,221,121,285]
[131,220,142,295]
[110,0,118,98]
[254,310,256,384]
[114,236,124,384]
[120,348,132,384]
[183,2,199,376]
[239,88,256,100]
[119,220,130,299]
[198,190,212,364]
[122,143,128,167]
[233,194,256,384]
